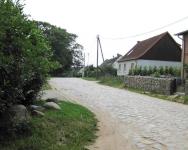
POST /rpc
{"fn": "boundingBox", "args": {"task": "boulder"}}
[0,105,30,127]
[169,94,179,100]
[46,98,61,104]
[31,110,45,117]
[29,105,45,112]
[44,102,61,110]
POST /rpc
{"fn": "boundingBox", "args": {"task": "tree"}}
[0,0,59,113]
[36,21,84,75]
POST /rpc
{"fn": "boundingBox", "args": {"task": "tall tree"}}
[0,0,59,113]
[36,21,84,75]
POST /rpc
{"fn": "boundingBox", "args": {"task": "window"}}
[119,64,121,70]
[124,64,126,72]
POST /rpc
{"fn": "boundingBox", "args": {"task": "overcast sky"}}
[24,0,188,66]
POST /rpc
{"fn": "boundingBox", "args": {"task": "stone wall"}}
[124,76,176,95]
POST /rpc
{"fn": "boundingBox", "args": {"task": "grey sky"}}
[24,0,188,65]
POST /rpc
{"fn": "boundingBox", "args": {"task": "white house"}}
[100,54,122,69]
[117,32,182,76]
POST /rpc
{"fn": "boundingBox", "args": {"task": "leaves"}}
[0,0,60,113]
[36,21,84,75]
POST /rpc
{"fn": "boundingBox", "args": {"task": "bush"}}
[153,71,160,78]
[159,66,164,75]
[101,66,117,76]
[0,0,59,114]
[141,66,148,76]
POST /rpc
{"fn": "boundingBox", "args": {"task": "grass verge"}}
[83,77,188,104]
[0,101,98,150]
[83,77,124,88]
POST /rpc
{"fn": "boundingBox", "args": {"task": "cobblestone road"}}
[49,78,188,150]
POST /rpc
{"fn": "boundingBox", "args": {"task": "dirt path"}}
[47,78,188,150]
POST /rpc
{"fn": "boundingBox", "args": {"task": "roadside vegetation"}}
[129,66,181,77]
[83,76,188,105]
[0,0,91,149]
[0,101,98,150]
[83,76,124,88]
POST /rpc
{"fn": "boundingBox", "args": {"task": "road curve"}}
[49,78,188,150]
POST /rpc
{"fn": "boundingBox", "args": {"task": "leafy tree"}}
[36,21,84,75]
[0,0,59,113]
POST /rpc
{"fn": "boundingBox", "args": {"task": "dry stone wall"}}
[124,76,176,95]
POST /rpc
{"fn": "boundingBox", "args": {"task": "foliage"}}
[98,76,124,88]
[128,66,181,77]
[152,71,160,78]
[0,101,98,150]
[0,0,59,113]
[101,66,117,76]
[36,21,84,76]
[84,65,98,77]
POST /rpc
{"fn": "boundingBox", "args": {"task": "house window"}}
[119,64,121,71]
[124,64,126,72]
[131,63,134,69]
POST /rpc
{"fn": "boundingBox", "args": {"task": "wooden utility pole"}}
[96,35,105,79]
[96,35,99,79]
[82,53,85,78]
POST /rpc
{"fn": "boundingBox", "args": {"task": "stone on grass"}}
[44,102,61,110]
[30,105,45,112]
[0,105,30,127]
[32,110,45,117]
[169,94,179,100]
[46,98,61,104]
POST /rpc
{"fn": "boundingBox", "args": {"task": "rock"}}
[169,94,179,100]
[46,98,61,104]
[32,110,45,117]
[29,105,45,112]
[144,91,150,95]
[0,105,30,127]
[9,105,30,123]
[44,102,61,110]
[175,92,185,96]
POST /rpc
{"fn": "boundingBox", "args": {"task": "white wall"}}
[117,59,182,76]
[112,56,123,69]
[117,60,137,76]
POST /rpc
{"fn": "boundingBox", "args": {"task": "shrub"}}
[102,66,117,76]
[141,66,148,76]
[0,0,59,113]
[164,66,169,75]
[168,66,173,75]
[148,66,153,75]
[128,69,133,75]
[159,66,164,75]
[153,71,160,78]
[152,66,157,74]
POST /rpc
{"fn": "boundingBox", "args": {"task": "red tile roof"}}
[118,32,181,62]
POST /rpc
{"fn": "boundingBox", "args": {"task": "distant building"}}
[100,54,122,69]
[118,32,182,76]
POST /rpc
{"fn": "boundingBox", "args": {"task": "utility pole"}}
[96,35,105,79]
[96,35,99,79]
[82,52,85,78]
[97,36,105,62]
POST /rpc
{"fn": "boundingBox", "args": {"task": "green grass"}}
[126,86,187,104]
[82,77,97,81]
[83,77,124,88]
[0,101,98,150]
[98,77,125,88]
[83,76,188,104]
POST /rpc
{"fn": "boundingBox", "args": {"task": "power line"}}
[101,15,188,40]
